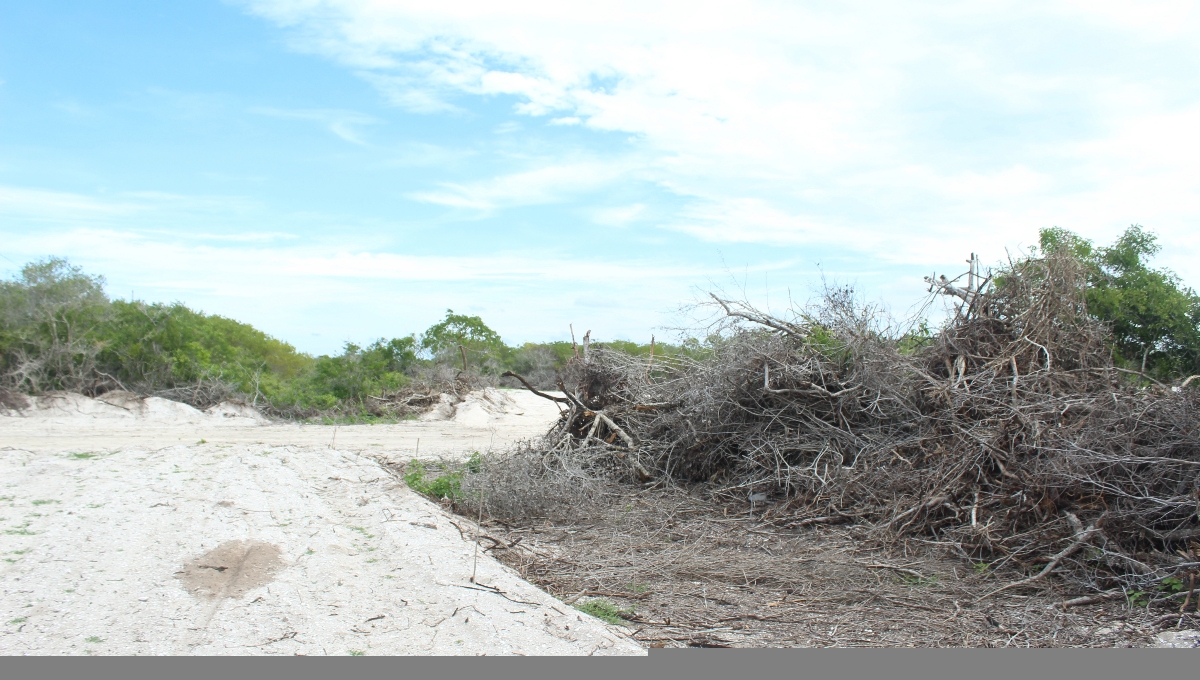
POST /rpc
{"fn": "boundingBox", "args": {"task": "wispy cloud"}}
[250,106,380,144]
[406,160,630,210]
[240,0,1200,280]
[0,186,144,220]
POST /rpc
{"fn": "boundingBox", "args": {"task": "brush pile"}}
[506,252,1200,594]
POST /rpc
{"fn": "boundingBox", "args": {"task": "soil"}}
[478,486,1200,648]
[0,390,642,656]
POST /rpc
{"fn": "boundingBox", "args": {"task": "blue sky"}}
[2,1,1198,355]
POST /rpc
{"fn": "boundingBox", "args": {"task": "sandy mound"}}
[26,391,136,419]
[420,388,542,428]
[205,401,271,425]
[9,391,266,427]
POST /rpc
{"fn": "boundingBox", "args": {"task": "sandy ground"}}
[0,389,563,461]
[0,390,644,656]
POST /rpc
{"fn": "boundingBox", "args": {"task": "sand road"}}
[0,390,644,656]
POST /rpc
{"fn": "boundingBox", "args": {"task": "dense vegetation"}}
[0,258,685,417]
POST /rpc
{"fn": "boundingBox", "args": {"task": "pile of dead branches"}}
[503,252,1200,597]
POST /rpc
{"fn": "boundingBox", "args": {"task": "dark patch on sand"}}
[178,540,285,599]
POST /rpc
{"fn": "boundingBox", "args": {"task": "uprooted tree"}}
[497,231,1200,599]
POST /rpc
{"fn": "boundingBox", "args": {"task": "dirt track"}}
[0,391,644,656]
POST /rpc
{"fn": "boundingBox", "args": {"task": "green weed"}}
[348,650,365,656]
[30,500,59,506]
[69,453,97,460]
[575,598,634,626]
[404,461,462,500]
[7,617,27,625]
[85,636,104,643]
[901,574,939,587]
[1160,577,1186,593]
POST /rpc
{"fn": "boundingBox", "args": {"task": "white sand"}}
[1,388,562,461]
[0,390,643,656]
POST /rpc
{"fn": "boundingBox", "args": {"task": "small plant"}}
[575,598,634,626]
[348,649,365,656]
[5,523,34,535]
[971,561,990,574]
[901,574,939,587]
[30,500,59,506]
[69,453,97,460]
[1159,577,1186,593]
[198,439,207,444]
[7,617,27,625]
[12,549,31,555]
[626,583,650,594]
[86,636,104,643]
[403,460,464,500]
[1128,590,1151,608]
[350,526,374,539]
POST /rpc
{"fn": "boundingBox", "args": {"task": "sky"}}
[1,1,1198,355]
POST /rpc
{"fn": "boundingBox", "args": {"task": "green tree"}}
[1039,225,1200,379]
[0,258,111,391]
[421,310,506,369]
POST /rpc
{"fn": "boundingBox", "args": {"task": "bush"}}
[0,258,110,392]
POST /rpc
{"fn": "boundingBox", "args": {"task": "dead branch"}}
[501,371,570,403]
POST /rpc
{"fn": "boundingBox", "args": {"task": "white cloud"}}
[406,160,630,210]
[590,203,645,227]
[227,2,1200,293]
